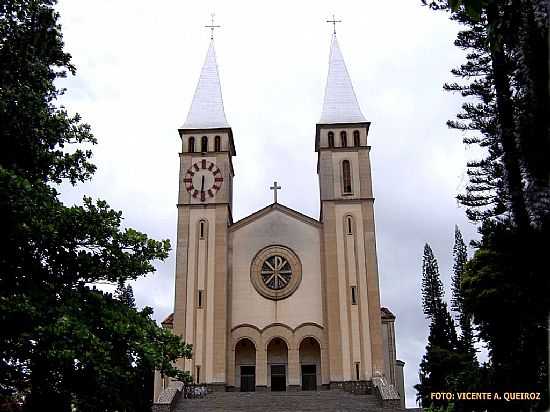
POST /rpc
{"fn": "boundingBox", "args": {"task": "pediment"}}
[229,203,320,233]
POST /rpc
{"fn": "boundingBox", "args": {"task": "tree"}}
[416,244,460,410]
[0,1,191,410]
[116,280,136,308]
[450,227,475,359]
[422,1,549,410]
[462,221,549,411]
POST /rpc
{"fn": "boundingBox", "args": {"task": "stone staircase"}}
[175,390,403,411]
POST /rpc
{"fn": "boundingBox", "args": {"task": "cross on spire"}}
[270,181,281,203]
[205,13,221,40]
[326,14,342,35]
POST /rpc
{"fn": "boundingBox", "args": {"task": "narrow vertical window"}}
[197,290,203,308]
[189,137,195,153]
[214,135,221,152]
[355,363,360,380]
[340,131,347,147]
[201,136,208,152]
[328,131,334,148]
[353,130,360,147]
[342,160,352,194]
[346,216,353,234]
[351,286,357,305]
[196,366,200,384]
[199,220,206,239]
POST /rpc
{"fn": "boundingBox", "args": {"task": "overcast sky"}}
[56,0,482,407]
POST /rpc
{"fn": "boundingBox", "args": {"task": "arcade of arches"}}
[229,324,326,391]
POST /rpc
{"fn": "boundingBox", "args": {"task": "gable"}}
[229,203,320,233]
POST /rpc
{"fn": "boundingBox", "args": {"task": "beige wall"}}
[230,209,323,330]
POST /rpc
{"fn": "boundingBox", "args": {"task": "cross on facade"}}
[270,181,281,203]
[326,14,342,35]
[205,13,221,40]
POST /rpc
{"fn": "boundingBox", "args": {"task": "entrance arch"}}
[235,338,256,392]
[267,337,288,391]
[299,337,321,391]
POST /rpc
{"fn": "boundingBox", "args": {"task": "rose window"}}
[260,255,293,290]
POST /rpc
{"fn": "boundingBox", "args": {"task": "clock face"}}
[184,160,223,202]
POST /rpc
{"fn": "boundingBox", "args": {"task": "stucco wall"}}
[230,209,323,330]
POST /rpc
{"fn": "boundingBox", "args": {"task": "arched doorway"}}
[267,337,288,391]
[299,337,321,391]
[235,338,256,392]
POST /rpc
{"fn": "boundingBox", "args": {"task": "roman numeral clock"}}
[184,159,223,202]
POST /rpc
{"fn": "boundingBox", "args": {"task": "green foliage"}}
[421,244,446,321]
[417,240,484,411]
[116,281,136,308]
[416,244,460,409]
[462,219,549,410]
[0,0,192,410]
[422,0,549,410]
[451,227,476,362]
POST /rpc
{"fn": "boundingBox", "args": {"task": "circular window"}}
[250,245,302,300]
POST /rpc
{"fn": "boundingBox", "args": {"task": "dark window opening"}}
[351,286,357,305]
[340,131,347,147]
[214,135,221,151]
[347,216,353,234]
[196,366,200,384]
[197,290,203,308]
[342,160,352,193]
[189,137,195,153]
[201,136,208,152]
[328,131,334,148]
[199,220,205,238]
[353,130,360,147]
[355,363,360,380]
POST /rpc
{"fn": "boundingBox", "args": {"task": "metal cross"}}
[205,13,221,40]
[270,181,281,203]
[326,14,342,35]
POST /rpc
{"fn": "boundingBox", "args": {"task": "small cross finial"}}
[270,181,282,203]
[326,14,342,35]
[205,13,221,40]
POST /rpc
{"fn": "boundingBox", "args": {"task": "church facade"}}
[154,33,405,405]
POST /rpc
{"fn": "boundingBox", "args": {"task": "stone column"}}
[287,348,300,390]
[256,344,268,391]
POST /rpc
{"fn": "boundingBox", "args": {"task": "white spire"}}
[319,34,366,124]
[181,40,229,129]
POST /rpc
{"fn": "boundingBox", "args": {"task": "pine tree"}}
[451,226,475,357]
[116,280,136,308]
[416,244,460,409]
[422,244,446,321]
[422,1,549,409]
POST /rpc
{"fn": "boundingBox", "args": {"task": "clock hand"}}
[201,175,205,191]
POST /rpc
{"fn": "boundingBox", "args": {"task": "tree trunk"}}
[486,2,531,229]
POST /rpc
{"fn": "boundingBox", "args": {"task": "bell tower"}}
[172,38,234,389]
[317,34,385,384]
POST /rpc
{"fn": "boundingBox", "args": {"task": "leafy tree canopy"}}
[0,1,191,410]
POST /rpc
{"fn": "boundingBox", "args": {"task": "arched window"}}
[342,160,352,194]
[346,215,353,234]
[188,137,195,153]
[353,130,360,147]
[199,220,207,239]
[214,135,221,152]
[328,131,334,148]
[201,136,208,152]
[340,131,347,147]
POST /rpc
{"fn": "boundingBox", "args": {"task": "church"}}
[154,28,405,408]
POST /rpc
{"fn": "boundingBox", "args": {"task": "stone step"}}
[175,391,401,411]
